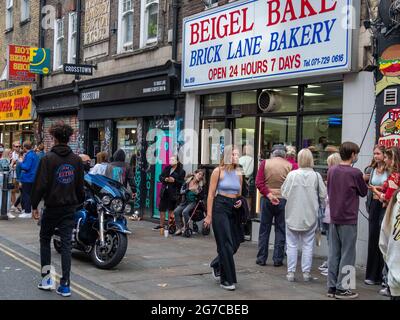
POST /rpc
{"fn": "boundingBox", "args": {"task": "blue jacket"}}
[20,150,39,183]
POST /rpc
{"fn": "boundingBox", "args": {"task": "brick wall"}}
[0,0,40,88]
[43,114,79,154]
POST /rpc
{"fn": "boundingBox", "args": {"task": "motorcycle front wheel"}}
[90,230,128,269]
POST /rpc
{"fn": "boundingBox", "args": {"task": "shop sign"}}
[182,0,353,91]
[0,86,32,122]
[29,48,51,75]
[84,0,110,45]
[80,76,170,104]
[8,45,36,82]
[63,64,94,76]
[378,108,400,148]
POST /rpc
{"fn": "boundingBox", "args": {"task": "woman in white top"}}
[281,148,327,282]
[90,151,109,176]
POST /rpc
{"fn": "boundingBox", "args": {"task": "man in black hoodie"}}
[32,123,85,297]
[105,149,136,194]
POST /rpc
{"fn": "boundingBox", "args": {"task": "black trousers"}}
[22,183,33,213]
[40,208,75,286]
[210,195,242,285]
[366,199,385,283]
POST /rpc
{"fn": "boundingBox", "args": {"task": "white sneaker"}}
[286,272,295,282]
[7,212,16,219]
[318,261,328,271]
[321,269,328,276]
[10,206,17,213]
[19,212,32,219]
[303,272,312,282]
[379,287,390,297]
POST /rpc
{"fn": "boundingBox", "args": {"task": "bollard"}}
[0,171,9,220]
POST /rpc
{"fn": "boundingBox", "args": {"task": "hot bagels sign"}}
[182,0,353,91]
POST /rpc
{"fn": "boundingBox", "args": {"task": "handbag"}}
[315,172,325,247]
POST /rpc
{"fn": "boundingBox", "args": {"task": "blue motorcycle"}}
[53,174,132,269]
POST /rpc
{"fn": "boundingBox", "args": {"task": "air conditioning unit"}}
[258,90,282,112]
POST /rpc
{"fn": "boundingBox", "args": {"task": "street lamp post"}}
[0,170,9,220]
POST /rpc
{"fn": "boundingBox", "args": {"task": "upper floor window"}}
[6,0,13,30]
[204,0,218,9]
[141,0,158,46]
[118,0,134,53]
[53,18,64,70]
[21,0,30,22]
[68,12,77,63]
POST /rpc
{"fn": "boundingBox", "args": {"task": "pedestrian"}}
[281,148,327,282]
[36,143,46,161]
[105,149,136,194]
[204,145,244,291]
[379,189,400,301]
[369,147,400,206]
[90,151,109,176]
[174,169,205,236]
[11,150,25,217]
[18,141,39,219]
[79,154,92,174]
[286,146,299,170]
[326,142,368,299]
[10,141,21,212]
[363,145,389,286]
[318,152,342,276]
[32,122,85,297]
[152,156,185,231]
[255,144,292,267]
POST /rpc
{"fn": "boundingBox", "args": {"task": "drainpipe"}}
[38,0,46,89]
[75,0,82,80]
[172,0,180,62]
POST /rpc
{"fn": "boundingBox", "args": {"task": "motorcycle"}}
[53,174,132,269]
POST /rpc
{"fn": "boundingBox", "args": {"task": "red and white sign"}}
[8,45,36,82]
[379,108,400,148]
[182,0,353,91]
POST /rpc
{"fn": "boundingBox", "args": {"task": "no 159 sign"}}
[182,0,353,91]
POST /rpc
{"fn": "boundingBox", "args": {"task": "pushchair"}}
[183,200,210,238]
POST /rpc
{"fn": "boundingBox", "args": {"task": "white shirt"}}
[281,168,327,231]
[90,163,108,176]
[239,155,254,178]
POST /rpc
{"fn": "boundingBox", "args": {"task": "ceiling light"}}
[304,93,324,97]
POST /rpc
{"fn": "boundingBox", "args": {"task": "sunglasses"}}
[13,145,21,148]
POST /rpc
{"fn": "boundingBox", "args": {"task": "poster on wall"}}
[378,108,400,147]
[0,86,32,122]
[182,0,353,91]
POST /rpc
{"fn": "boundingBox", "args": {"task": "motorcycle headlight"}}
[124,205,132,214]
[102,195,112,206]
[111,199,124,213]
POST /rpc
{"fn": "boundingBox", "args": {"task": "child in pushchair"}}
[168,169,210,237]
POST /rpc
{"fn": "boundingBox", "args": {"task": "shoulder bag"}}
[315,172,325,247]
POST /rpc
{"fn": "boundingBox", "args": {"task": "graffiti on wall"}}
[103,125,111,154]
[376,44,400,95]
[134,122,143,210]
[378,108,400,147]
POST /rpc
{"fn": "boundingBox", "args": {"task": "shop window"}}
[141,0,158,46]
[201,119,226,165]
[302,114,342,168]
[117,120,138,164]
[53,18,64,70]
[231,91,257,115]
[21,0,29,22]
[304,82,343,112]
[118,0,134,53]
[258,87,298,114]
[204,0,218,9]
[6,0,13,30]
[202,94,226,117]
[67,12,77,63]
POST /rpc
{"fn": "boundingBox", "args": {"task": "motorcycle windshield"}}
[84,174,129,199]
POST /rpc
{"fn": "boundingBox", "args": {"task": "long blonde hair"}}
[219,145,240,172]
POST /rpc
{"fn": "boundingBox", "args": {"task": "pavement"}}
[0,216,387,300]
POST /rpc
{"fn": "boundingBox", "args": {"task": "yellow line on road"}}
[0,242,107,300]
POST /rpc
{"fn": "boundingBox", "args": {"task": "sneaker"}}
[174,229,182,236]
[364,279,380,286]
[335,290,359,299]
[320,269,328,276]
[273,261,283,267]
[7,212,16,219]
[286,272,295,282]
[10,206,17,213]
[211,265,221,282]
[303,272,312,282]
[326,287,336,298]
[220,281,235,291]
[379,287,390,297]
[152,225,162,231]
[256,260,266,266]
[56,284,71,297]
[318,261,328,271]
[38,277,55,291]
[19,212,32,219]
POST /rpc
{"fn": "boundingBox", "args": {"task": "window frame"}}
[140,0,159,47]
[67,12,77,63]
[6,0,14,30]
[53,18,64,70]
[117,0,134,53]
[20,0,30,22]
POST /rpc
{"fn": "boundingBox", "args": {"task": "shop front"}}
[0,85,37,148]
[78,63,184,219]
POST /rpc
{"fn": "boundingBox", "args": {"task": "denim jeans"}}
[174,202,196,228]
[256,198,286,264]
